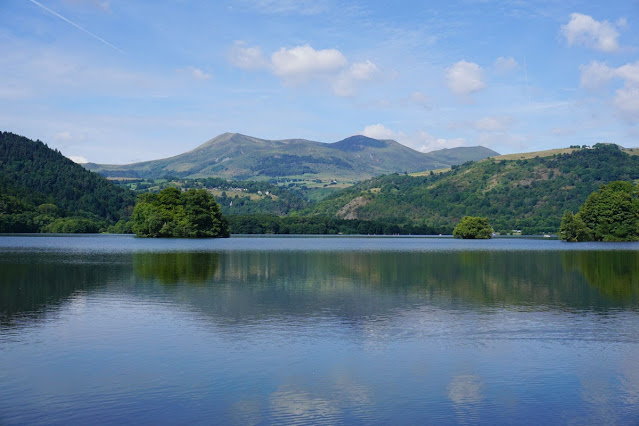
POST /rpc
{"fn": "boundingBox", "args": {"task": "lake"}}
[1,235,638,424]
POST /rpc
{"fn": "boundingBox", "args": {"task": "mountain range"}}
[84,133,498,182]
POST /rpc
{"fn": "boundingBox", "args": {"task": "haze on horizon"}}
[1,0,637,164]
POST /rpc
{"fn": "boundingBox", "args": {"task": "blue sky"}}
[1,0,638,164]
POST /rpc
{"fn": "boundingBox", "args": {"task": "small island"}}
[453,216,493,239]
[132,187,229,238]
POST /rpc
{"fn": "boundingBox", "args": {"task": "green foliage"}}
[453,216,493,239]
[106,219,134,234]
[0,132,135,233]
[226,214,442,235]
[559,181,639,242]
[558,211,592,242]
[306,144,639,234]
[132,187,229,238]
[44,217,102,233]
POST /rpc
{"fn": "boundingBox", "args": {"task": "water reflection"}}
[0,253,127,326]
[132,251,639,320]
[562,251,639,301]
[2,239,639,424]
[133,252,220,285]
[3,250,639,328]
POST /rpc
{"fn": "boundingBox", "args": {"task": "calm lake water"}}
[1,235,638,425]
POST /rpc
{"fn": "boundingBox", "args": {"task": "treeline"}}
[227,214,445,235]
[307,144,639,234]
[0,132,135,233]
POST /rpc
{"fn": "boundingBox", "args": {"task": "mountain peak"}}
[331,135,389,152]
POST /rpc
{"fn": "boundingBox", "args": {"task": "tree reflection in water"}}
[562,251,639,302]
[133,252,221,285]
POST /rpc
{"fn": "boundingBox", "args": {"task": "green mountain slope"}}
[84,133,498,183]
[305,144,639,234]
[0,132,136,232]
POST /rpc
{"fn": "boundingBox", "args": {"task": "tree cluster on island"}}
[453,216,494,239]
[132,187,229,238]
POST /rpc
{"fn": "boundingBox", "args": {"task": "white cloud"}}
[229,42,379,96]
[348,60,379,80]
[580,61,615,90]
[561,13,622,53]
[271,45,347,81]
[361,124,467,152]
[580,60,639,123]
[614,86,639,123]
[493,56,518,73]
[187,67,211,80]
[229,41,268,70]
[68,155,88,163]
[410,91,430,108]
[362,124,395,140]
[446,60,486,96]
[474,116,512,132]
[54,130,73,142]
[409,131,467,152]
[616,62,639,86]
[333,60,379,97]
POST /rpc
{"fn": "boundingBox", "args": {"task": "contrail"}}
[28,0,124,54]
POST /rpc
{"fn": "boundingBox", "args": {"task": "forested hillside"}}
[0,132,136,232]
[306,144,639,234]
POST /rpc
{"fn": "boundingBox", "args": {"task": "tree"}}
[558,211,592,242]
[453,216,493,239]
[559,181,639,242]
[132,188,229,238]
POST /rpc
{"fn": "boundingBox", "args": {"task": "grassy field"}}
[410,167,452,177]
[493,148,578,160]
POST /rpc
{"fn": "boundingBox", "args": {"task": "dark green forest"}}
[226,214,442,235]
[0,132,135,232]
